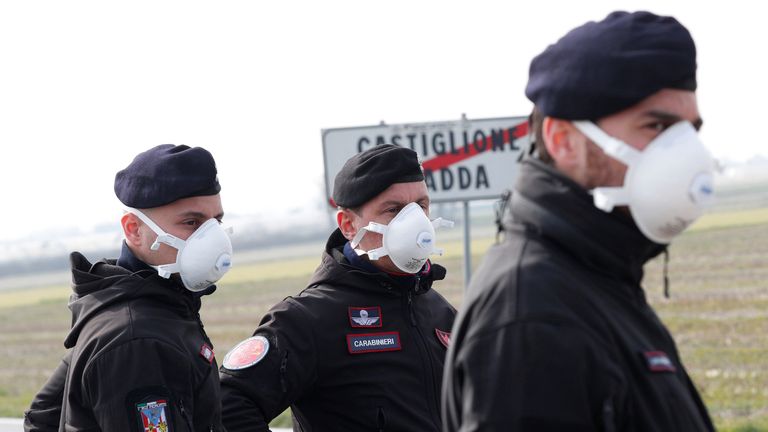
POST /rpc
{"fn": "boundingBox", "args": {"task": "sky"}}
[0,0,765,243]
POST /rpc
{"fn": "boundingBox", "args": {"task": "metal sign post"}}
[322,115,529,290]
[462,200,471,289]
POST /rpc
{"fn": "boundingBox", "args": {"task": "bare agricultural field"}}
[0,207,766,431]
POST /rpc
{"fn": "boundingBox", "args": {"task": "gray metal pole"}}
[462,200,471,290]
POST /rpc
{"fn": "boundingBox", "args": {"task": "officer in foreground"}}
[220,145,456,431]
[25,145,232,431]
[442,11,716,431]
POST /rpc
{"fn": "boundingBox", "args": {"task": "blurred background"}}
[1,1,766,430]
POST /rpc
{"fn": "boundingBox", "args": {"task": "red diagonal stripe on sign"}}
[421,122,528,171]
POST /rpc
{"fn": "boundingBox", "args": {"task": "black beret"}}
[525,11,697,120]
[115,144,221,208]
[333,144,424,208]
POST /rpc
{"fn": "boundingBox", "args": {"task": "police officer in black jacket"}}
[220,145,456,431]
[442,11,716,432]
[24,145,233,432]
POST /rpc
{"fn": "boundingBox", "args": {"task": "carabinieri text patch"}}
[347,331,401,354]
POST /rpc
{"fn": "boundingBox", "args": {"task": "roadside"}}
[0,419,292,432]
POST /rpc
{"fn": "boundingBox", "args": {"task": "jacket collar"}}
[65,251,203,348]
[509,158,665,286]
[116,241,154,273]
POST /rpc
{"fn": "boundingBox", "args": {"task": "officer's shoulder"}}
[81,336,192,379]
[475,235,579,292]
[464,237,590,327]
[290,282,350,303]
[268,283,367,324]
[267,287,337,318]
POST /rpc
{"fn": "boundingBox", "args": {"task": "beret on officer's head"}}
[114,144,221,208]
[525,11,697,120]
[333,144,424,209]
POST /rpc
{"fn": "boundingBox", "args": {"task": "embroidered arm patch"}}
[126,387,175,432]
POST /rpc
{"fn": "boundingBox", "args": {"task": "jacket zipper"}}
[178,398,195,432]
[195,312,213,346]
[377,406,386,432]
[602,399,616,432]
[406,277,441,430]
[279,351,290,393]
[406,285,417,326]
[191,311,216,431]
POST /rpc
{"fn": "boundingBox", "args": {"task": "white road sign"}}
[322,116,529,205]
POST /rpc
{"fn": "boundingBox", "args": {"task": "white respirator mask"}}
[127,208,234,292]
[350,202,454,273]
[572,120,716,244]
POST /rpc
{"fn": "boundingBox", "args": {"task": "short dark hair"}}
[529,106,553,165]
[339,206,362,216]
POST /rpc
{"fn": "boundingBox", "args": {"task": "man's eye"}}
[183,220,200,227]
[646,122,670,132]
[386,207,400,214]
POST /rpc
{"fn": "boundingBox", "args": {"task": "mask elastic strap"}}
[155,263,181,279]
[430,218,454,256]
[431,217,455,229]
[350,222,388,259]
[126,208,185,279]
[125,208,186,251]
[572,121,641,166]
[592,187,631,212]
[365,247,388,261]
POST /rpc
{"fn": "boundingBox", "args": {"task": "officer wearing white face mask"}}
[24,144,231,432]
[220,145,456,432]
[443,11,716,432]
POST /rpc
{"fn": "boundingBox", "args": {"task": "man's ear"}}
[543,117,589,182]
[336,209,358,241]
[121,213,143,247]
[543,117,578,162]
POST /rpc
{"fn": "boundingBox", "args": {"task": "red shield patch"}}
[199,344,215,364]
[222,335,270,370]
[435,328,451,348]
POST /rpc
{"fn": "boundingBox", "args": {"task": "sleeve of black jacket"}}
[220,298,318,432]
[442,320,622,431]
[78,338,201,431]
[24,352,71,432]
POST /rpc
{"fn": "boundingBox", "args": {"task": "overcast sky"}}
[0,0,764,243]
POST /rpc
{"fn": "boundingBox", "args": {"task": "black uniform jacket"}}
[442,159,714,432]
[29,246,223,432]
[220,229,457,432]
[24,351,71,431]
